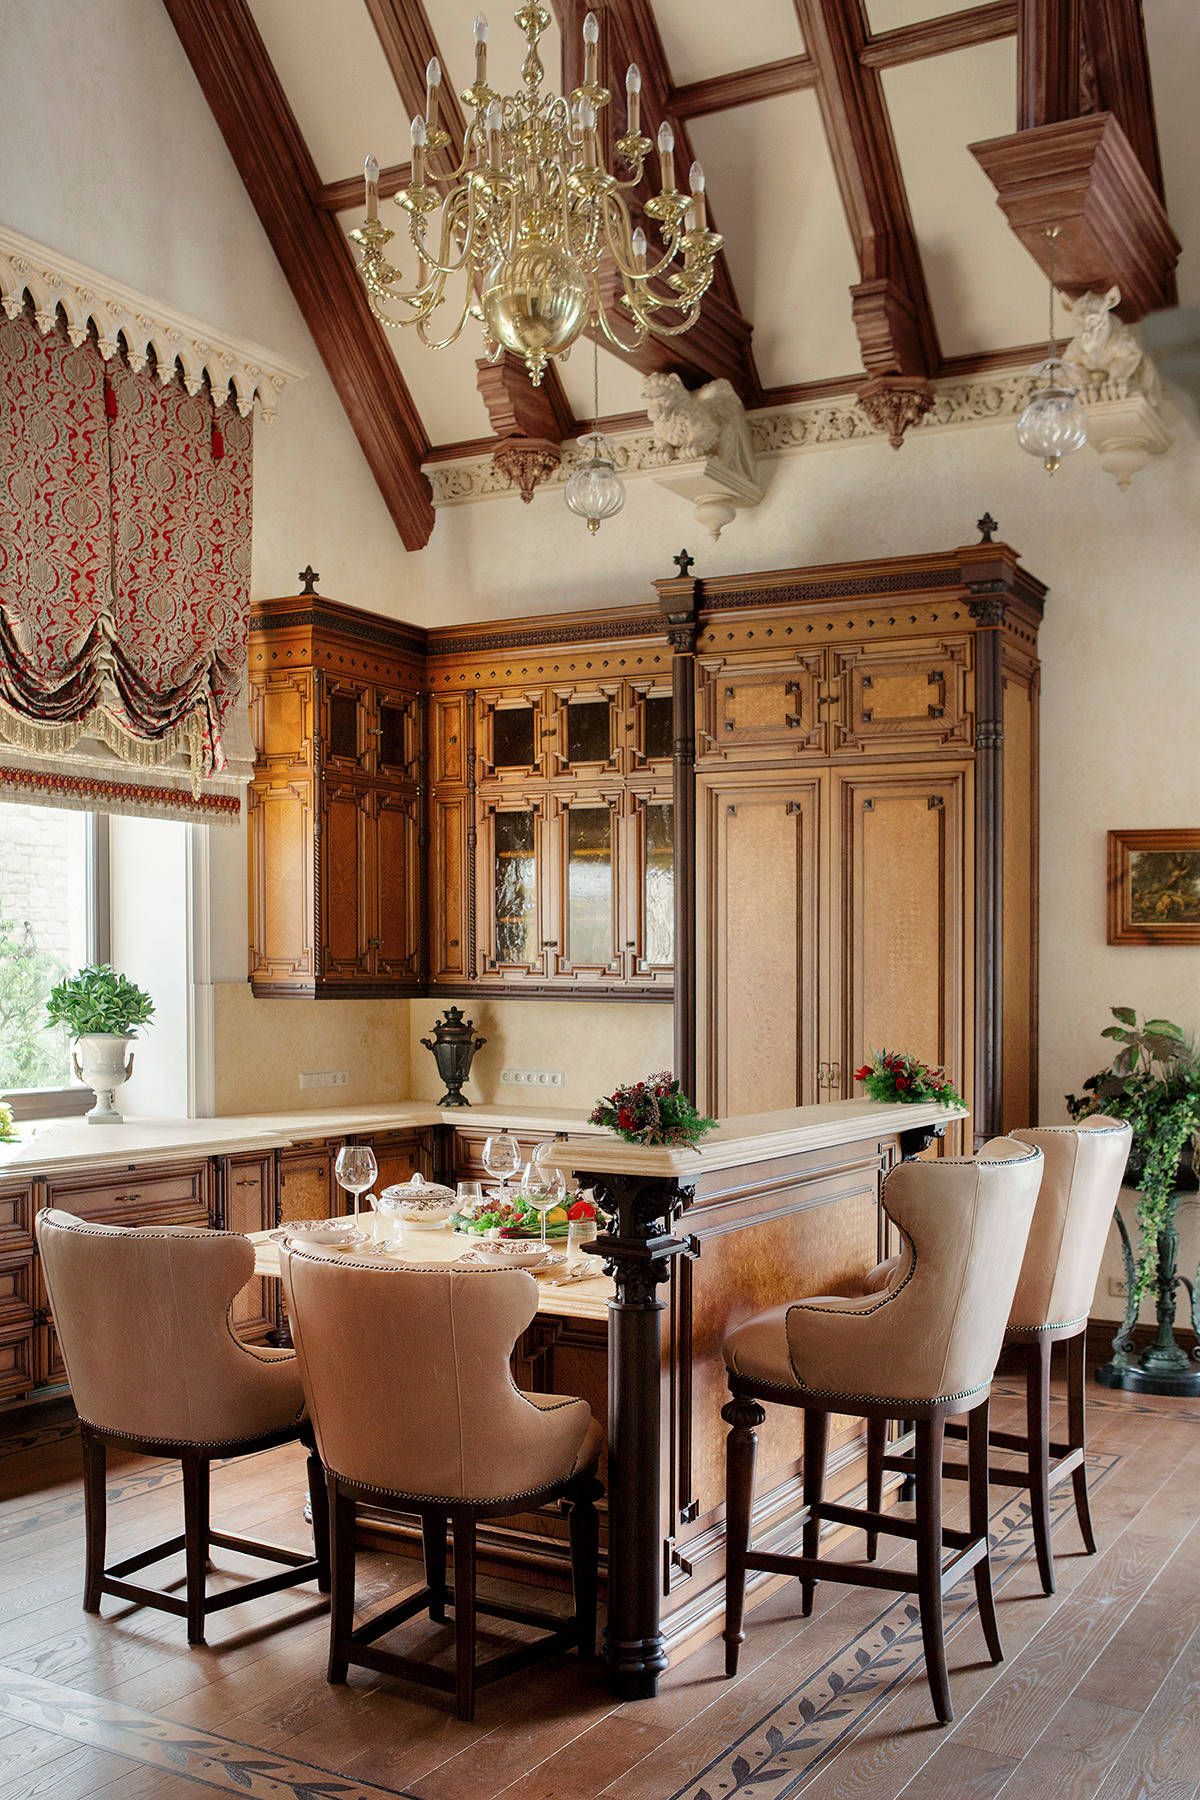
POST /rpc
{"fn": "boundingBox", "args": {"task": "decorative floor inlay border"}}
[0,1666,419,1798]
[669,1452,1121,1800]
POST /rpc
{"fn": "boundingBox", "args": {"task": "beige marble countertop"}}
[0,1101,604,1181]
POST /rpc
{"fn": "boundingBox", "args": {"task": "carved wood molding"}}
[669,54,817,118]
[794,0,938,393]
[969,112,1181,321]
[1016,0,1082,131]
[860,0,1017,69]
[0,223,305,420]
[477,353,576,443]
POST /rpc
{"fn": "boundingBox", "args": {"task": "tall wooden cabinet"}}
[685,541,1042,1142]
[247,597,426,997]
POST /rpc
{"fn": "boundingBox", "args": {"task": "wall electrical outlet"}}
[299,1070,350,1090]
[500,1068,565,1089]
[1108,1275,1128,1298]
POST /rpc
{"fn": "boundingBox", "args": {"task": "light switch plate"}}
[500,1068,565,1088]
[299,1070,350,1090]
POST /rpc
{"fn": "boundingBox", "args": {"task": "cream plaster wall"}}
[212,983,410,1117]
[406,998,674,1113]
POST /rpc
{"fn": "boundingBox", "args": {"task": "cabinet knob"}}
[542,939,558,949]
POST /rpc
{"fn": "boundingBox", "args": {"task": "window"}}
[0,805,109,1118]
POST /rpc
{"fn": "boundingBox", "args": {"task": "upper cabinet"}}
[247,597,426,998]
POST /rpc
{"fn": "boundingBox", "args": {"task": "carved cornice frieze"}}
[424,366,1138,506]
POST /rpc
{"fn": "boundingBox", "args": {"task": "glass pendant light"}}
[1016,227,1088,474]
[565,340,625,535]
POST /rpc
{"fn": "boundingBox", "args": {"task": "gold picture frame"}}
[1107,829,1200,945]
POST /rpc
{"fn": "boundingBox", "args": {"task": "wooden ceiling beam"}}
[860,1,1016,70]
[1016,0,1081,129]
[318,163,411,212]
[1079,0,1166,201]
[162,0,434,549]
[669,55,817,119]
[793,0,937,442]
[556,0,759,401]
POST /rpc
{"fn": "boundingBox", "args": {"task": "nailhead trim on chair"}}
[1008,1313,1088,1333]
[73,1411,305,1449]
[322,1457,600,1506]
[730,1373,991,1409]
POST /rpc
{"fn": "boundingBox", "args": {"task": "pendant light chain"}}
[1046,225,1058,361]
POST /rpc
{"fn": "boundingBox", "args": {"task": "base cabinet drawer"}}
[44,1161,212,1228]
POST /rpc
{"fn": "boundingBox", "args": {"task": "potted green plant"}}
[45,964,155,1126]
[1067,1007,1200,1395]
[0,1101,16,1146]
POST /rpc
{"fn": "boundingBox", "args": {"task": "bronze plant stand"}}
[1097,1215,1200,1396]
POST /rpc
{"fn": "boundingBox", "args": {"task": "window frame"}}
[2,809,110,1121]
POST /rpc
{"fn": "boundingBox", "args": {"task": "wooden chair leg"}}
[326,1478,356,1685]
[452,1513,478,1722]
[422,1512,448,1624]
[1026,1336,1056,1595]
[306,1443,330,1595]
[568,1480,600,1659]
[915,1416,952,1725]
[181,1451,209,1647]
[722,1395,765,1676]
[1067,1329,1097,1555]
[968,1399,1002,1665]
[80,1426,107,1615]
[800,1407,829,1619]
[865,1418,885,1561]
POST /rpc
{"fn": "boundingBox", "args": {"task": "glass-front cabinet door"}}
[626,793,675,985]
[477,692,548,782]
[551,685,620,780]
[321,676,369,776]
[373,688,421,784]
[628,683,675,777]
[547,795,622,979]
[478,798,548,978]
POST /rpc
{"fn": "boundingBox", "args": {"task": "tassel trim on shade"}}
[0,763,242,824]
[0,695,205,789]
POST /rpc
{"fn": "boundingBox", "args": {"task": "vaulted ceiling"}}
[161,0,1192,549]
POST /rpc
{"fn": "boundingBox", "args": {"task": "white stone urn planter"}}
[72,1034,136,1125]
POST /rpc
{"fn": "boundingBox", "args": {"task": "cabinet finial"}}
[298,564,320,596]
[673,548,696,579]
[976,514,998,544]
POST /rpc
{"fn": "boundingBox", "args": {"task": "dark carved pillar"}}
[654,555,700,1097]
[966,581,1005,1148]
[578,1167,693,1699]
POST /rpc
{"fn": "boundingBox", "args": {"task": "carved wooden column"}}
[654,555,700,1097]
[577,1166,692,1698]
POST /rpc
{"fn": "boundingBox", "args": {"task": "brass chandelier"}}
[350,5,724,387]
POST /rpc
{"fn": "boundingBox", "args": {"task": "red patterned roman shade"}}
[0,308,252,816]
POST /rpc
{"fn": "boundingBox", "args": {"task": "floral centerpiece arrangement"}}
[855,1049,966,1109]
[590,1072,716,1148]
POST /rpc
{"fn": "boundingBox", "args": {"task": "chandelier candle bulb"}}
[473,13,488,84]
[657,120,676,191]
[626,62,641,134]
[363,152,379,223]
[632,224,648,269]
[425,56,441,130]
[485,98,503,165]
[410,114,427,185]
[580,98,598,165]
[688,161,706,231]
[583,10,600,84]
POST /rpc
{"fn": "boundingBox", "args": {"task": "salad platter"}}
[448,1191,598,1240]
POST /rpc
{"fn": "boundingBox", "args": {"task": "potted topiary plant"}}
[45,964,155,1126]
[1067,1007,1200,1395]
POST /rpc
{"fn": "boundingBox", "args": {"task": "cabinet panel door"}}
[625,792,674,985]
[701,775,823,1117]
[320,779,372,980]
[431,792,470,981]
[548,794,623,980]
[374,788,421,981]
[222,1153,275,1341]
[373,688,421,785]
[697,654,825,760]
[432,693,469,785]
[831,639,972,756]
[832,765,969,1113]
[477,798,548,979]
[251,670,313,772]
[279,1146,333,1223]
[322,676,370,776]
[249,779,314,985]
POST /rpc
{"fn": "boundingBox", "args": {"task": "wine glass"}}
[482,1133,522,1205]
[334,1143,377,1226]
[524,1159,567,1249]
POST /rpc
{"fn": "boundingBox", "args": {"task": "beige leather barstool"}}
[721,1140,1043,1725]
[36,1210,327,1646]
[279,1243,604,1722]
[864,1116,1131,1594]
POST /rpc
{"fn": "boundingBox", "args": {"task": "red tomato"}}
[568,1198,597,1221]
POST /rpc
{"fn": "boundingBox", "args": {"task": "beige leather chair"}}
[35,1210,327,1645]
[864,1116,1131,1594]
[278,1242,604,1722]
[722,1139,1043,1726]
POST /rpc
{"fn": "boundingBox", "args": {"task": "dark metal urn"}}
[420,1007,486,1107]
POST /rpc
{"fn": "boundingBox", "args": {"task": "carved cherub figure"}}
[1062,286,1160,402]
[642,371,758,484]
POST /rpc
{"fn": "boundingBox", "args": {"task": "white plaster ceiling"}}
[249,0,411,179]
[865,0,991,35]
[653,0,805,88]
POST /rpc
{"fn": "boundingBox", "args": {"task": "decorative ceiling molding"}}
[860,1,1017,70]
[669,54,818,119]
[424,363,1148,505]
[970,113,1180,321]
[161,0,435,549]
[0,222,305,420]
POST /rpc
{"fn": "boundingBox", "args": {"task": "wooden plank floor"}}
[0,1358,1195,1800]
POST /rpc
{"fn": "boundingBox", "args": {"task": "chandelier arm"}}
[591,286,648,354]
[416,281,476,351]
[603,197,679,285]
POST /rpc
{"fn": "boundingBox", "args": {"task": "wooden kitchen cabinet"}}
[219,1152,276,1342]
[248,595,425,998]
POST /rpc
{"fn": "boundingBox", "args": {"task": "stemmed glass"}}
[334,1143,378,1226]
[482,1133,522,1206]
[524,1143,567,1249]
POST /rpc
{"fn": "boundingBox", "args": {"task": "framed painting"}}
[1107,829,1200,945]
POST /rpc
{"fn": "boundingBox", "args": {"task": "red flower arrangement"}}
[855,1049,966,1109]
[589,1072,717,1148]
